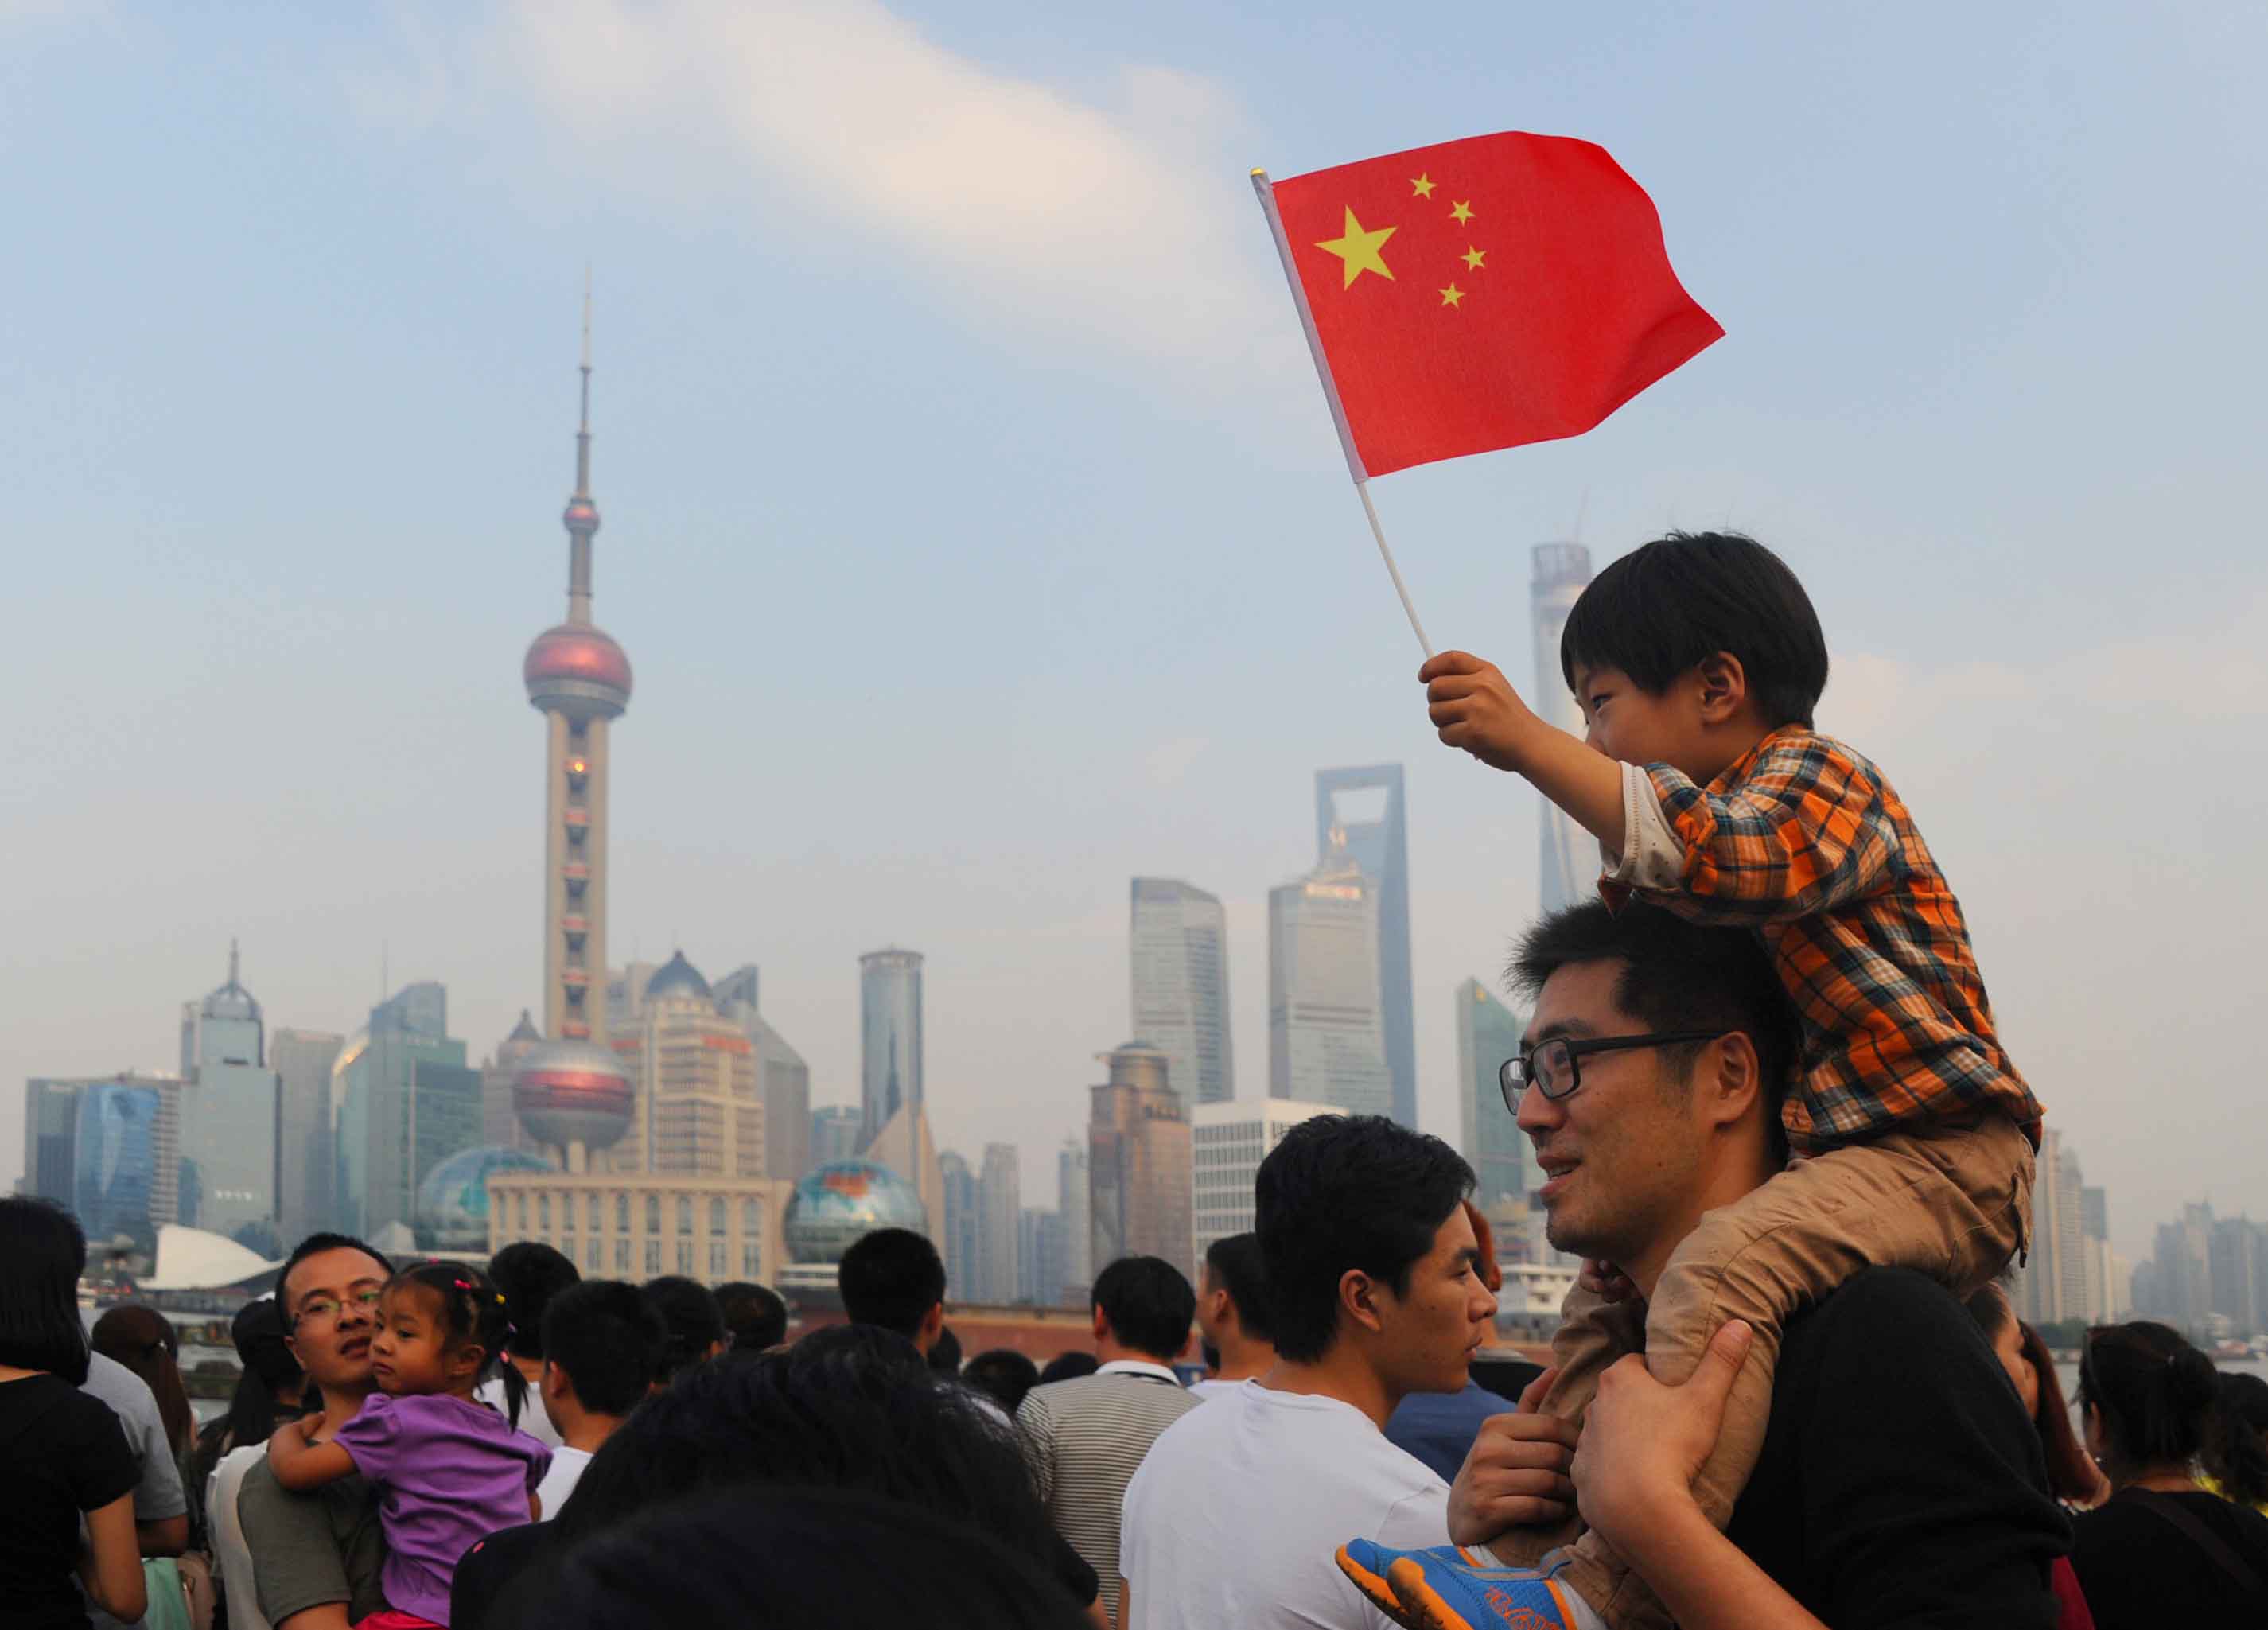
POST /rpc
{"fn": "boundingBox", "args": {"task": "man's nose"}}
[1516,1090,1561,1138]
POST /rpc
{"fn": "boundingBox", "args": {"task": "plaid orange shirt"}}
[1613,727,2043,1154]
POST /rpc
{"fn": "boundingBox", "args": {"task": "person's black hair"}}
[1559,530,1830,730]
[838,1227,947,1340]
[387,1261,523,1421]
[1254,1115,1473,1364]
[928,1325,963,1374]
[547,1332,1067,1589]
[640,1275,726,1386]
[1037,1350,1098,1384]
[713,1281,788,1354]
[543,1279,667,1419]
[1203,1232,1278,1345]
[488,1241,581,1362]
[189,1297,308,1493]
[1091,1256,1196,1361]
[2204,1371,2268,1508]
[2078,1321,2224,1476]
[521,1486,1087,1630]
[1509,901,1799,1161]
[275,1231,394,1322]
[963,1348,1042,1414]
[0,1196,91,1383]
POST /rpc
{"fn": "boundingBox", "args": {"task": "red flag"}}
[1262,132,1721,478]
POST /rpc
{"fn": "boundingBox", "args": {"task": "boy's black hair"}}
[1254,1115,1472,1364]
[488,1241,581,1361]
[544,1278,668,1418]
[276,1231,394,1321]
[837,1227,947,1340]
[962,1348,1042,1414]
[0,1196,92,1383]
[1090,1256,1196,1362]
[641,1276,727,1386]
[1510,901,1797,1159]
[1037,1350,1098,1385]
[713,1281,789,1354]
[1559,531,1830,730]
[1201,1232,1278,1344]
[387,1260,523,1420]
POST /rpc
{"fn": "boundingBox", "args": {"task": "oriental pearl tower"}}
[512,290,636,1173]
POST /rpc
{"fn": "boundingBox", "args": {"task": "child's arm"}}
[266,1417,359,1492]
[1419,651,1627,850]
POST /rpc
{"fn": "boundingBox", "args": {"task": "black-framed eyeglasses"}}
[1500,1032,1725,1113]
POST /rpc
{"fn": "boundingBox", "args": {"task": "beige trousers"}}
[1499,1115,2036,1628]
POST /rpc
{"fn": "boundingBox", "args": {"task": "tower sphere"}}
[523,623,632,722]
[512,1037,634,1154]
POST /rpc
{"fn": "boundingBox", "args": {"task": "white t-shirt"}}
[206,1445,273,1630]
[1120,1379,1450,1630]
[477,1372,564,1448]
[1185,1377,1242,1401]
[534,1445,593,1520]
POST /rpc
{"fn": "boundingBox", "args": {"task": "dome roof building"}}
[417,1145,557,1250]
[783,1160,929,1266]
[644,949,714,1008]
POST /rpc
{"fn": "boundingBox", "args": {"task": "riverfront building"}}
[1267,834,1393,1118]
[1315,766,1415,1126]
[1088,1040,1192,1278]
[1130,879,1235,1107]
[1191,1098,1340,1266]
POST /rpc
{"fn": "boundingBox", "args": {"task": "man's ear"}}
[1339,1268,1387,1338]
[1696,652,1749,723]
[920,1301,947,1348]
[1091,1304,1111,1344]
[1702,1031,1764,1131]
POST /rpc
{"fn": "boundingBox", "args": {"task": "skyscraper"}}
[1531,544,1594,916]
[939,1150,978,1294]
[1087,1041,1192,1278]
[978,1142,1022,1305]
[523,294,632,1051]
[1130,879,1234,1105]
[273,1028,344,1247]
[1267,833,1393,1117]
[1058,1137,1093,1297]
[1191,1098,1338,1267]
[609,952,766,1181]
[1456,979,1534,1215]
[811,1105,863,1168]
[74,1078,169,1255]
[858,949,924,1152]
[333,982,481,1241]
[177,943,281,1243]
[21,1078,83,1205]
[1314,767,1414,1126]
[715,966,813,1185]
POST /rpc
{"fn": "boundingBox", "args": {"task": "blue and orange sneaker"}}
[1336,1539,1597,1630]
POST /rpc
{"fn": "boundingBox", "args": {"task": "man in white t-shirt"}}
[1119,1115,1503,1629]
[532,1279,666,1518]
[1186,1231,1276,1402]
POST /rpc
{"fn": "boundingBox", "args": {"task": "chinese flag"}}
[1266,133,1721,478]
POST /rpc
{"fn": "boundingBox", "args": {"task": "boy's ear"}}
[1697,652,1749,722]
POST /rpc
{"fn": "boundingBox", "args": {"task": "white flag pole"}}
[1251,168,1435,659]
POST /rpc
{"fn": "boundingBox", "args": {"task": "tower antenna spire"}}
[563,269,602,624]
[575,266,593,499]
[228,936,239,987]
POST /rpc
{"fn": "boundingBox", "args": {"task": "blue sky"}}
[5,2,2262,1264]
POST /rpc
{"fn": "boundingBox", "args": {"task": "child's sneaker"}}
[1336,1539,1596,1630]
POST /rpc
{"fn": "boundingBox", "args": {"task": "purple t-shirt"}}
[333,1391,551,1625]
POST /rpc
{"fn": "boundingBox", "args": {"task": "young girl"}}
[269,1262,551,1629]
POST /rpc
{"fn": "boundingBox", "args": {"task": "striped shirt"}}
[1016,1360,1203,1621]
[1605,727,2044,1153]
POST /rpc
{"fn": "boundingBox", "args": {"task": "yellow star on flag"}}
[1449,200,1475,224]
[1439,282,1465,308]
[1462,245,1487,270]
[1316,207,1397,289]
[1410,173,1436,198]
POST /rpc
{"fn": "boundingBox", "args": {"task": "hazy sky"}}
[5,2,2262,1269]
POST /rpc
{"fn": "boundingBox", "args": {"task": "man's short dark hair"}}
[838,1228,947,1341]
[1090,1256,1196,1361]
[1560,531,1830,730]
[1037,1350,1097,1384]
[0,1196,92,1383]
[962,1348,1041,1414]
[544,1279,668,1417]
[641,1276,726,1385]
[1255,1115,1472,1364]
[1202,1232,1277,1345]
[276,1231,393,1319]
[714,1282,789,1354]
[1509,901,1798,1156]
[490,1241,581,1361]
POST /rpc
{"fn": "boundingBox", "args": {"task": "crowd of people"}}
[8,531,2268,1628]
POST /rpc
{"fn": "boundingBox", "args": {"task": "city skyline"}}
[6,4,2265,1265]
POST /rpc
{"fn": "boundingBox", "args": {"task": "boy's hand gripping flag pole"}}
[1250,134,1724,655]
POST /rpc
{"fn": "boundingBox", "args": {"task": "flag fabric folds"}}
[1263,132,1722,478]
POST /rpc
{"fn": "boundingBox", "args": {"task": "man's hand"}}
[1577,1258,1640,1303]
[1574,1319,1753,1550]
[1419,652,1544,773]
[1445,1364,1581,1546]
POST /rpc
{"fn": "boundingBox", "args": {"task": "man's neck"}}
[1094,1334,1175,1371]
[1258,1348,1398,1432]
[311,1380,375,1442]
[1212,1335,1276,1383]
[1626,1141,1781,1303]
[554,1407,620,1456]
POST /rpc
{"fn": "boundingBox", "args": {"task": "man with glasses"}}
[1345,902,2066,1630]
[234,1233,393,1630]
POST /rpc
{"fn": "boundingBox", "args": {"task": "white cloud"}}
[352,0,1282,365]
